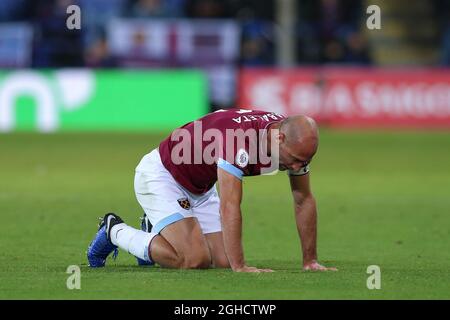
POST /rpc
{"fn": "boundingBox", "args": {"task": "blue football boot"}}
[136,214,155,266]
[87,213,123,267]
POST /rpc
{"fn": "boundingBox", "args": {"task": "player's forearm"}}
[220,204,246,270]
[294,195,318,265]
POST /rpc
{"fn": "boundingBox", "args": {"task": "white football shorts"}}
[134,148,222,235]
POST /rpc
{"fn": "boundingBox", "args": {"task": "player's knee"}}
[213,255,230,269]
[167,244,211,269]
[167,253,185,268]
[185,253,211,269]
[183,248,211,269]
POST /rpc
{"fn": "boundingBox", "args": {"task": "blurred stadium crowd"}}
[1,0,449,67]
[1,0,449,109]
[0,0,378,68]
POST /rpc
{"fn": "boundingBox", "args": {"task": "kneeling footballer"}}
[87,109,336,272]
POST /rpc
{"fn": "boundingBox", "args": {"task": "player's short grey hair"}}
[279,117,299,145]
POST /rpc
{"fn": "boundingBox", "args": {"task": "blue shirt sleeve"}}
[217,158,244,180]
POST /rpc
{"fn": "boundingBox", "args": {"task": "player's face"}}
[278,141,311,172]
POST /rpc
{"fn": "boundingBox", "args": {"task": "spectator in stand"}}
[238,8,275,66]
[31,0,84,67]
[296,0,370,65]
[342,30,370,64]
[84,32,117,68]
[78,0,127,67]
[442,26,450,66]
[0,0,28,22]
[185,0,229,18]
[127,0,186,18]
[433,0,450,65]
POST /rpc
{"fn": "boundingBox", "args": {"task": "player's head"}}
[276,115,319,172]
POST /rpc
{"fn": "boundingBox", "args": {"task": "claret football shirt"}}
[159,109,285,195]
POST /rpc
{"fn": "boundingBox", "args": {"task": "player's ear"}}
[277,132,286,144]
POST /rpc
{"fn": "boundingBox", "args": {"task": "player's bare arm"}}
[289,173,337,271]
[217,167,273,273]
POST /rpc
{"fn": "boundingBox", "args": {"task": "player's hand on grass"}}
[303,261,337,272]
[234,265,274,273]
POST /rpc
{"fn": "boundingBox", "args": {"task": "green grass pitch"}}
[1,130,449,299]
